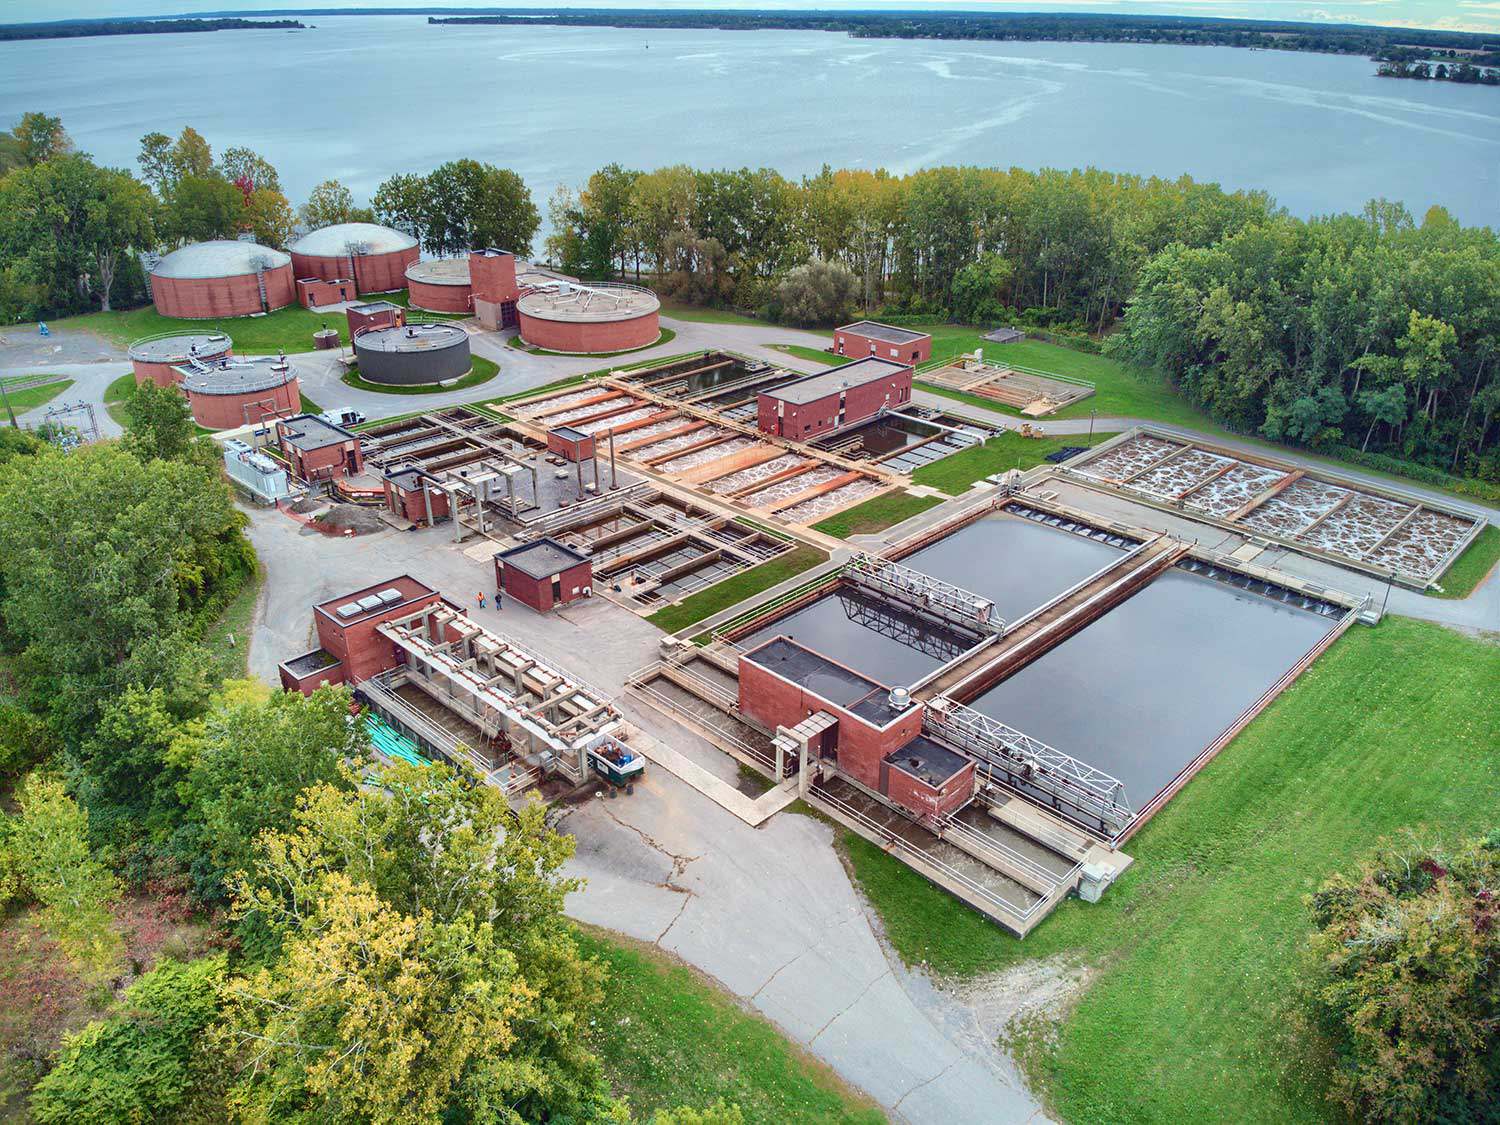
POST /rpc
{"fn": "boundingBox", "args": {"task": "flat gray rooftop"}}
[744,635,891,716]
[279,414,355,451]
[760,356,910,405]
[178,356,296,395]
[884,734,969,786]
[354,322,469,353]
[498,538,590,579]
[841,321,930,345]
[128,332,232,363]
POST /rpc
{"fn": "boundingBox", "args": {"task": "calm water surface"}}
[2,17,1495,226]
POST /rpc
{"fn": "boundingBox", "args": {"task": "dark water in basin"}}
[969,568,1334,806]
[744,514,1121,685]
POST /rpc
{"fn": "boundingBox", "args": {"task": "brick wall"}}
[883,759,975,819]
[518,310,659,354]
[834,328,932,366]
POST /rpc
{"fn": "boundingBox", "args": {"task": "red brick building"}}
[516,281,659,354]
[834,321,932,366]
[347,300,406,337]
[757,356,913,440]
[289,222,420,295]
[178,355,300,431]
[128,332,232,388]
[494,539,593,613]
[150,241,295,319]
[470,248,520,331]
[279,575,442,693]
[738,636,974,819]
[296,276,356,309]
[274,414,364,482]
[383,467,451,526]
[547,425,596,462]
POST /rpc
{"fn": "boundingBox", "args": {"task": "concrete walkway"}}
[634,732,800,826]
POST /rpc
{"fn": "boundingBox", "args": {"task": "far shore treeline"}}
[1,109,1497,484]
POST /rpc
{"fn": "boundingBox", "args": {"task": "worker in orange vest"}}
[476,591,486,610]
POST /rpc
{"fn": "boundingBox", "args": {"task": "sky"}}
[1,0,1496,35]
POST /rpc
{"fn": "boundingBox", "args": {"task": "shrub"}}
[1304,831,1499,1123]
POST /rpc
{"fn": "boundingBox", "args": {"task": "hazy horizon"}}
[1,1,1497,37]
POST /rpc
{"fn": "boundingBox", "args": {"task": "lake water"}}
[2,16,1496,228]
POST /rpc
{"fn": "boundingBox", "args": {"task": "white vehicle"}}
[319,407,366,429]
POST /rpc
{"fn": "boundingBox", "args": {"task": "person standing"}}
[476,591,486,610]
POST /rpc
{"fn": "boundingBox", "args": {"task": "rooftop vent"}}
[336,602,362,618]
[887,687,912,712]
[376,588,404,605]
[357,595,383,611]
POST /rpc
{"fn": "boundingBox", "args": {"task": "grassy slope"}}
[577,927,882,1123]
[646,546,825,634]
[341,355,500,396]
[658,299,764,327]
[772,344,850,367]
[1433,523,1500,599]
[199,561,264,680]
[841,617,1500,1124]
[0,377,73,414]
[911,431,1117,495]
[916,329,1208,426]
[812,491,941,538]
[64,304,353,355]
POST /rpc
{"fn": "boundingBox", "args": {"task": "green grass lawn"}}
[577,927,882,1122]
[646,546,826,635]
[915,329,1208,427]
[771,344,849,367]
[198,562,265,680]
[1434,523,1500,599]
[102,371,134,428]
[520,326,676,358]
[0,376,73,415]
[62,303,354,355]
[841,617,1499,1124]
[911,431,1117,495]
[340,356,500,396]
[812,491,942,538]
[659,299,765,327]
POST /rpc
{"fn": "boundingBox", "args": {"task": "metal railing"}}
[807,782,1045,923]
[925,810,1080,892]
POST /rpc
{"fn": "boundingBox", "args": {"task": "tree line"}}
[0,18,303,42]
[0,385,740,1123]
[430,10,1495,60]
[545,161,1499,481]
[0,112,541,323]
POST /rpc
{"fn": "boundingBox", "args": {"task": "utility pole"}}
[1088,408,1097,444]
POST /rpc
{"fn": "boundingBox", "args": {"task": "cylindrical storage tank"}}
[353,322,472,386]
[179,355,301,430]
[151,241,294,319]
[405,258,472,314]
[289,222,419,294]
[516,282,661,354]
[127,331,233,387]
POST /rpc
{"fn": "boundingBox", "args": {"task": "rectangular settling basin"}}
[744,513,1127,685]
[967,566,1336,808]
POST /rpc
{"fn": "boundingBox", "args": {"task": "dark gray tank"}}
[352,322,472,386]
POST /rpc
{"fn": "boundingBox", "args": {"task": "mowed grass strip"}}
[915,329,1208,426]
[841,617,1500,1123]
[576,927,883,1123]
[65,303,355,355]
[646,545,825,635]
[1433,523,1500,599]
[771,344,850,367]
[812,491,941,539]
[911,431,1117,495]
[0,376,73,414]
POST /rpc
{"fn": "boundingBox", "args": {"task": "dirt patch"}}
[314,503,389,535]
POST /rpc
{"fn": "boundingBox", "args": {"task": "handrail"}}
[928,810,1080,890]
[808,782,1043,921]
[126,329,233,359]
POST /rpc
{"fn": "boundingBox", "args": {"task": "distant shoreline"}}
[0,17,303,42]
